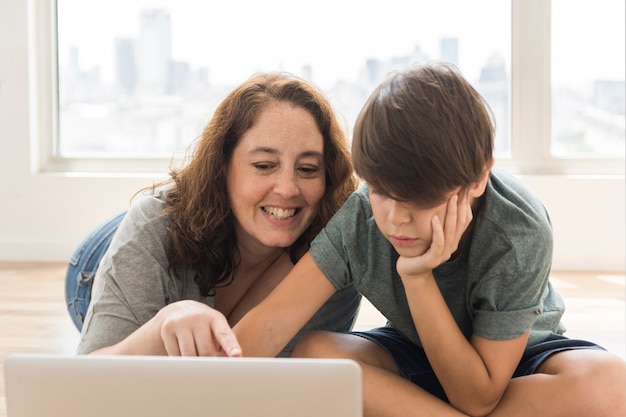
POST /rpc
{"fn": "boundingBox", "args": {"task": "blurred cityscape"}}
[58,9,624,159]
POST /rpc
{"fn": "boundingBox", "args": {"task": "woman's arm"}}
[233,252,338,357]
[90,300,242,357]
[80,194,243,357]
[95,252,336,358]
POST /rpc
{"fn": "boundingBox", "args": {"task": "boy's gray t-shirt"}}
[78,188,361,355]
[310,169,566,347]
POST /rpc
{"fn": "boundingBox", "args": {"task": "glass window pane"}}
[551,0,625,158]
[56,0,511,158]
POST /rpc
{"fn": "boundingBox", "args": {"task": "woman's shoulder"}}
[114,185,173,244]
[128,185,171,220]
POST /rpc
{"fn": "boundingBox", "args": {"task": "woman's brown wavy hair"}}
[156,72,356,297]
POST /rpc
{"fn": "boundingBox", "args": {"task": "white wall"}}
[0,0,624,270]
[516,175,624,270]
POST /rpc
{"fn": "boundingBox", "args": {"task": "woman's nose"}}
[273,169,300,198]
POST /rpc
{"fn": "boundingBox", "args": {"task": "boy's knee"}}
[564,351,626,415]
[293,332,398,375]
[292,331,344,359]
[588,354,626,412]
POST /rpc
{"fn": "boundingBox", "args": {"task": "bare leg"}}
[487,349,626,417]
[293,331,468,417]
[294,332,626,417]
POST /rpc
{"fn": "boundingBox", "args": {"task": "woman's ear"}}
[468,160,494,198]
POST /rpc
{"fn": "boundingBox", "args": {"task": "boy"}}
[231,63,626,416]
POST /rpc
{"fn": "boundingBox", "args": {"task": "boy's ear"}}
[468,161,494,198]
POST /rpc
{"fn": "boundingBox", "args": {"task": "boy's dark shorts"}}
[351,324,605,402]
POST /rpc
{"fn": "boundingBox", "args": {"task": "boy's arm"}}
[232,252,338,357]
[399,194,528,416]
[403,274,528,416]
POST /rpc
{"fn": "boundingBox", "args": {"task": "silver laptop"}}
[4,354,362,417]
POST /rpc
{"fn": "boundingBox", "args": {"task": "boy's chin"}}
[393,245,429,258]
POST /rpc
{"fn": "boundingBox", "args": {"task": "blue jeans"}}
[65,211,127,331]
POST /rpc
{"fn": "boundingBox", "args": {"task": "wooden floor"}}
[0,263,624,416]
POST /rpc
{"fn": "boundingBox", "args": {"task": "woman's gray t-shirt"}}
[310,169,566,347]
[78,188,361,355]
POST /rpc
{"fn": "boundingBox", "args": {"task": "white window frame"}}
[508,0,624,176]
[30,0,173,175]
[31,0,625,176]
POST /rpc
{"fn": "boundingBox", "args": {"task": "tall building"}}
[440,37,459,67]
[363,46,430,87]
[477,53,509,154]
[69,47,80,76]
[115,38,137,95]
[364,58,385,86]
[593,80,625,116]
[171,60,191,94]
[301,65,313,83]
[137,9,172,95]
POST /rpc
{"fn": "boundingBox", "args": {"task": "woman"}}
[71,72,360,356]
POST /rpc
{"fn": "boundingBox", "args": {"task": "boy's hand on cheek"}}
[397,193,473,280]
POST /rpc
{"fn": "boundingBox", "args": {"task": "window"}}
[34,0,625,175]
[551,0,624,158]
[51,0,511,170]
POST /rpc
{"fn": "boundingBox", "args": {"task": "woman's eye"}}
[253,163,275,171]
[298,165,320,176]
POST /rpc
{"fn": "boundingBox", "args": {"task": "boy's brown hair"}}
[352,62,495,207]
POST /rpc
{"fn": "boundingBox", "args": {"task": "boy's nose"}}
[387,200,411,225]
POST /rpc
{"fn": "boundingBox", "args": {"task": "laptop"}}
[4,354,362,417]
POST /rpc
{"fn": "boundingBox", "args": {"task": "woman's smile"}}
[262,206,298,220]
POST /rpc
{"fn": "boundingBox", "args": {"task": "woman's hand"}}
[156,300,242,357]
[396,192,473,279]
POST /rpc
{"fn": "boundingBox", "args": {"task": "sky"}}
[551,0,625,86]
[57,0,511,87]
[57,0,624,89]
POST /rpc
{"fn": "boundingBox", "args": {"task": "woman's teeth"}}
[263,207,296,220]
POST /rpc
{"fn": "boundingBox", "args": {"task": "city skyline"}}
[56,0,624,89]
[59,20,514,157]
[56,1,624,159]
[57,0,512,89]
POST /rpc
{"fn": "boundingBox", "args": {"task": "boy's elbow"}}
[451,392,502,417]
[462,403,498,417]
